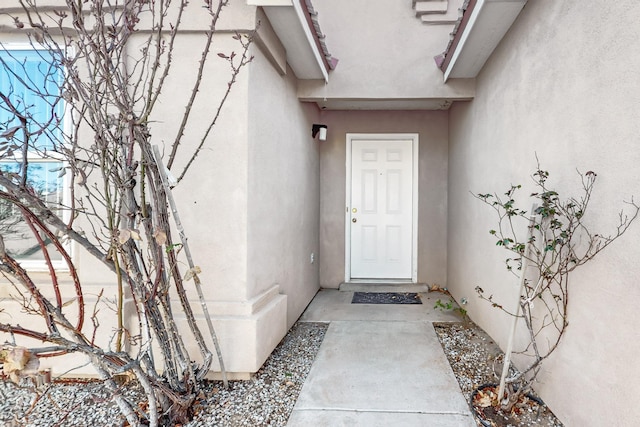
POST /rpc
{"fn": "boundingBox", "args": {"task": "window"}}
[0,47,68,269]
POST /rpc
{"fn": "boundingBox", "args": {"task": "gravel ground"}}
[434,322,564,427]
[0,322,327,427]
[187,322,327,426]
[2,319,564,427]
[0,378,141,426]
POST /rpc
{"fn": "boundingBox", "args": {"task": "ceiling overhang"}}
[308,98,456,111]
[248,0,330,81]
[441,0,527,81]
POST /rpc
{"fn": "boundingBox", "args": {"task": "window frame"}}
[0,43,72,271]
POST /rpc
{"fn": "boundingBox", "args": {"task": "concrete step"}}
[339,282,431,293]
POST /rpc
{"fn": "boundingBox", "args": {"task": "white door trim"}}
[345,133,419,283]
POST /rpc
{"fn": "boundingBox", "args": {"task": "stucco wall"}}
[246,52,321,328]
[447,1,640,425]
[0,3,258,298]
[0,2,300,376]
[148,31,253,305]
[319,110,448,288]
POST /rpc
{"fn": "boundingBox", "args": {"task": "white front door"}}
[347,135,417,280]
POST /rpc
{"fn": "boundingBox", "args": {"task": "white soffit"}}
[313,98,455,111]
[248,0,328,81]
[444,0,527,81]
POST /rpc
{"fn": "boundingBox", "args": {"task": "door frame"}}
[345,133,419,283]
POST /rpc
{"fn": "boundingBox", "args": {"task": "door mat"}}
[351,292,422,305]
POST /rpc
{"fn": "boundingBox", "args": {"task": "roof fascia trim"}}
[442,0,527,81]
[293,0,329,82]
[247,0,329,81]
[443,0,482,81]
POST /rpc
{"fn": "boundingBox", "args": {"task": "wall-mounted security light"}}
[312,124,328,141]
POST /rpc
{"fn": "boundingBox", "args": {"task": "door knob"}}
[352,218,357,223]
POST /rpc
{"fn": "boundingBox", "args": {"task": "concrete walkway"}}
[287,288,476,427]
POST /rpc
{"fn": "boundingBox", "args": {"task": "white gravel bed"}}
[187,322,327,426]
[1,322,327,427]
[434,322,564,427]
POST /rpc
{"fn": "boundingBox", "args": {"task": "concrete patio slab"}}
[288,410,474,427]
[298,289,463,323]
[339,282,431,293]
[287,318,475,426]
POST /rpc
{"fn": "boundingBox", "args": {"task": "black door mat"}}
[351,292,422,305]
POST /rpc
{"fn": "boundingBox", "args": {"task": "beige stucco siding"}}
[153,32,252,303]
[447,1,640,425]
[0,2,319,376]
[246,51,322,328]
[319,110,448,288]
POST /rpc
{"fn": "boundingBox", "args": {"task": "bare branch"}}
[474,164,639,410]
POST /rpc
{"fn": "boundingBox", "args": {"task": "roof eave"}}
[440,0,528,82]
[248,0,333,81]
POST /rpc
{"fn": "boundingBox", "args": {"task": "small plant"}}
[434,298,454,311]
[434,298,468,319]
[431,285,468,319]
[474,162,638,413]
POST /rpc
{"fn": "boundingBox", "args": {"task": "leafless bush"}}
[0,1,253,425]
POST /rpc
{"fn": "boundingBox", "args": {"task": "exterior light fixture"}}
[312,124,328,141]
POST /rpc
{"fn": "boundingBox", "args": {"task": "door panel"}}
[350,139,413,279]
